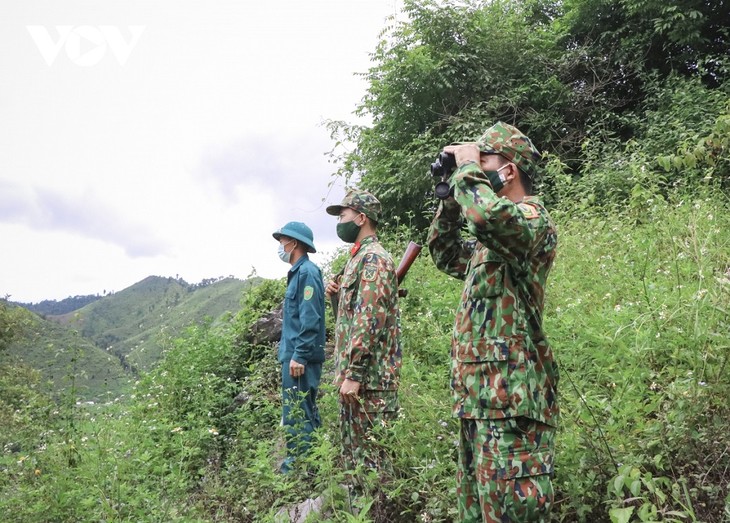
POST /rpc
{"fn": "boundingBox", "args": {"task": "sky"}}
[0,0,402,303]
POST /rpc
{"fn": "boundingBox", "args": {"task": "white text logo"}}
[27,25,145,66]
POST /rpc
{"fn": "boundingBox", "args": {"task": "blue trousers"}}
[280,360,322,472]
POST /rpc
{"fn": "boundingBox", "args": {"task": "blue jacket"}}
[278,255,326,365]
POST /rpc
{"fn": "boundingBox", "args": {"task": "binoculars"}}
[430,152,456,200]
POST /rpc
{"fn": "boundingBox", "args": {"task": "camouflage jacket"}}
[334,235,402,411]
[428,163,559,426]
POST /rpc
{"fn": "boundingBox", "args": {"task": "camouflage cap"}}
[476,121,541,179]
[326,189,382,224]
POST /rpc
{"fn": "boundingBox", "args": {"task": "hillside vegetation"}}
[5,276,255,400]
[54,275,255,372]
[1,0,729,521]
[5,310,130,401]
[14,294,102,316]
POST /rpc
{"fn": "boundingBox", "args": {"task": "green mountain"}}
[51,276,258,372]
[6,310,131,402]
[8,275,259,400]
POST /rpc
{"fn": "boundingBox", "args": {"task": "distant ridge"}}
[13,294,102,316]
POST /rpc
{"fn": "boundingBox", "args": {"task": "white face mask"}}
[278,240,294,263]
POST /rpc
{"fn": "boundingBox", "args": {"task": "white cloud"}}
[0,179,171,257]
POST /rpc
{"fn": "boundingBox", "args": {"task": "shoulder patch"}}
[362,262,378,282]
[518,202,540,219]
[303,286,314,301]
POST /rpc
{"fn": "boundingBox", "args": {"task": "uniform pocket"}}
[453,336,519,412]
[361,390,399,414]
[284,284,297,317]
[499,417,555,479]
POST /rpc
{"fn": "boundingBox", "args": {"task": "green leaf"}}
[657,156,672,171]
[638,501,657,521]
[610,506,635,523]
[614,475,626,494]
[630,479,642,496]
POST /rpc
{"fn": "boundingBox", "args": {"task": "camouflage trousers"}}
[457,417,555,523]
[339,391,398,475]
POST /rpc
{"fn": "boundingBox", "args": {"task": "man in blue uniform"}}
[273,221,326,474]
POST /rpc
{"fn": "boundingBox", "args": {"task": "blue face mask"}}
[278,240,294,263]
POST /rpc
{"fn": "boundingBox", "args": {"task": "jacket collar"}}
[288,254,309,276]
[350,235,376,257]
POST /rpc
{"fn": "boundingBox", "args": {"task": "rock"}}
[232,390,251,406]
[249,302,283,345]
[275,495,325,523]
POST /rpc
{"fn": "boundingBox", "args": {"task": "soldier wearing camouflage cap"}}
[325,189,383,225]
[428,122,559,522]
[475,120,542,183]
[325,189,402,480]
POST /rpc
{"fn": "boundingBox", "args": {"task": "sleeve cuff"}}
[291,354,308,365]
[345,367,364,383]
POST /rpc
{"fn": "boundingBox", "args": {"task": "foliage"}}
[554,75,730,208]
[0,360,53,457]
[0,279,278,523]
[546,194,730,521]
[4,276,256,402]
[64,275,253,372]
[5,312,131,402]
[654,94,730,191]
[327,0,729,228]
[328,0,571,229]
[0,300,29,352]
[561,0,730,89]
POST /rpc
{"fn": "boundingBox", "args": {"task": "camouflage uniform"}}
[428,122,559,522]
[326,191,402,473]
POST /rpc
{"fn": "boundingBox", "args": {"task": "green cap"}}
[272,221,316,253]
[326,189,382,224]
[476,121,541,179]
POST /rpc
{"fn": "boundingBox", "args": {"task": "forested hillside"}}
[5,309,130,401]
[1,0,728,521]
[14,294,102,316]
[325,0,729,228]
[4,276,254,400]
[54,275,255,372]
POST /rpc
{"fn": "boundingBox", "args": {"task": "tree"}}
[328,0,570,229]
[0,299,28,352]
[563,0,730,87]
[328,0,729,225]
